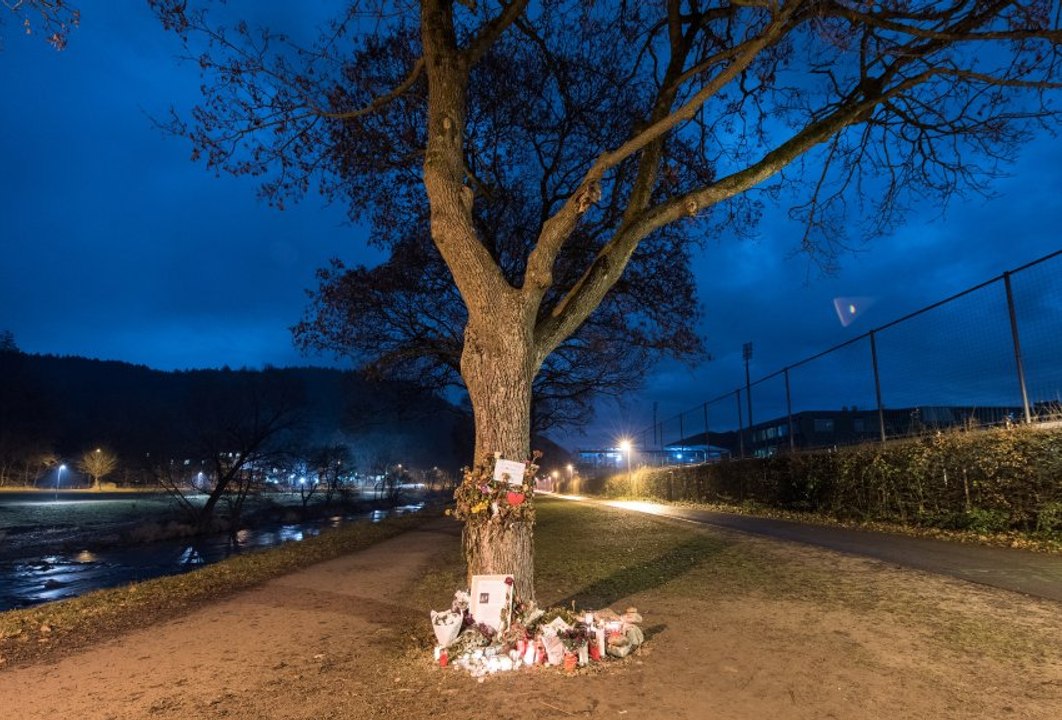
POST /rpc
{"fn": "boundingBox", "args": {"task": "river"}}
[0,490,425,611]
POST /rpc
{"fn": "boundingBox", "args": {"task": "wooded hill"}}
[0,350,471,486]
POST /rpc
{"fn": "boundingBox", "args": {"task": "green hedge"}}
[599,424,1062,535]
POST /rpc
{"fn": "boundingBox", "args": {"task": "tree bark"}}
[460,308,539,603]
[462,519,535,604]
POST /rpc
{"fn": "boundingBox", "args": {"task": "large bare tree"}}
[151,0,1061,601]
[291,12,707,433]
[77,446,118,490]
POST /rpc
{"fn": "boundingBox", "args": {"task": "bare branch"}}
[317,57,425,120]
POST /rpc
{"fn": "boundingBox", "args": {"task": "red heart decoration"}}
[506,492,526,507]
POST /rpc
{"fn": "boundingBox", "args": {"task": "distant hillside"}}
[0,352,472,482]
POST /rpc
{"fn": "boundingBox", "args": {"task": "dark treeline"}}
[0,348,471,487]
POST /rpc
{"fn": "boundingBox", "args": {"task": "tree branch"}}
[317,57,425,120]
[462,0,530,66]
[523,2,799,303]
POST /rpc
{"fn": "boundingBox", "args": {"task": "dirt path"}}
[1,517,1061,719]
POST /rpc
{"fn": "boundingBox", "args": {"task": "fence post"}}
[784,367,795,453]
[743,342,754,432]
[736,389,745,458]
[703,402,710,462]
[1003,271,1033,423]
[870,330,886,443]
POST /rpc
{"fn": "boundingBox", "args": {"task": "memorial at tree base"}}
[431,584,646,678]
[439,455,647,675]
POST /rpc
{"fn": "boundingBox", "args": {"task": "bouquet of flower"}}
[430,589,475,648]
[558,623,591,652]
[452,590,470,615]
[448,622,495,658]
[431,609,463,648]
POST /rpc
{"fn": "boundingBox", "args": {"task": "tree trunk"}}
[462,519,535,603]
[460,311,539,603]
[419,1,544,605]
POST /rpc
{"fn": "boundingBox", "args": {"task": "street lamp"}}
[56,463,66,499]
[619,439,632,495]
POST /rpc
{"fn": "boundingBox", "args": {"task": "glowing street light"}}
[619,439,633,494]
[55,463,66,499]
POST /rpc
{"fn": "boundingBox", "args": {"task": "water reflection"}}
[178,545,205,567]
[0,502,425,612]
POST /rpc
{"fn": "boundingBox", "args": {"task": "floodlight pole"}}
[1003,271,1032,423]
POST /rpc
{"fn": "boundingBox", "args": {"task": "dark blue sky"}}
[2,3,1060,450]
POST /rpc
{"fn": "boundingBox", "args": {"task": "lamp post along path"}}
[619,439,633,496]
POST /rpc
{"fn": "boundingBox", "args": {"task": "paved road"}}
[564,496,1062,603]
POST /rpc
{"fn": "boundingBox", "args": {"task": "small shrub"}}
[1035,502,1062,536]
[963,508,1012,534]
[904,507,1012,533]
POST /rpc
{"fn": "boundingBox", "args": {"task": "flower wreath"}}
[450,451,541,526]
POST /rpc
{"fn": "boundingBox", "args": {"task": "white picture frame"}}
[469,574,515,631]
[493,458,527,486]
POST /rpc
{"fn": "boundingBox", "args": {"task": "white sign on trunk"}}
[470,574,515,631]
[493,458,527,486]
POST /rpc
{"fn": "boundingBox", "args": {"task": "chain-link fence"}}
[634,249,1062,465]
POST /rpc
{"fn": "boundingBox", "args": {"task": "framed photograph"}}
[493,458,527,486]
[469,574,515,631]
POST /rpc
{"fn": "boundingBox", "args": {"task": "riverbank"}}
[2,498,1060,719]
[0,489,437,562]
